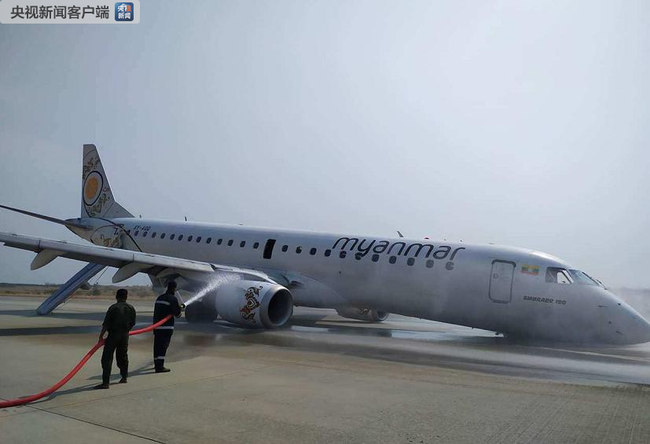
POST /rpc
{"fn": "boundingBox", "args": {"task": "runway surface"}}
[1,295,650,443]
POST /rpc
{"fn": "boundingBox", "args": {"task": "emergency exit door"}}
[489,260,515,303]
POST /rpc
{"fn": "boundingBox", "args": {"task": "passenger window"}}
[134,231,139,237]
[151,232,157,239]
[389,256,397,264]
[296,246,302,254]
[160,233,166,239]
[126,229,131,235]
[228,240,233,246]
[426,259,434,268]
[407,258,415,266]
[253,242,260,249]
[372,254,379,262]
[546,267,573,284]
[178,235,184,241]
[339,251,347,258]
[217,239,222,245]
[240,241,246,248]
[324,249,331,257]
[188,236,193,242]
[355,253,362,260]
[142,232,147,238]
[206,237,212,244]
[282,245,288,252]
[170,234,175,240]
[310,248,317,255]
[196,236,201,243]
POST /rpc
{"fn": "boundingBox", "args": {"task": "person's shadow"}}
[30,362,158,405]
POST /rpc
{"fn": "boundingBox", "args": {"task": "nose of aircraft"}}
[620,304,650,344]
[606,292,650,344]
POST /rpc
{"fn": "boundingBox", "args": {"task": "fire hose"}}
[0,314,173,409]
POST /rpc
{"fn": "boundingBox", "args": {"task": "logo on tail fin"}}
[81,144,133,219]
[83,171,103,206]
[82,150,110,217]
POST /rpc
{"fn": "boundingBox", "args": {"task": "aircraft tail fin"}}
[81,144,133,219]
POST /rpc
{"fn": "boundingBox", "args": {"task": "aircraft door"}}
[263,239,276,259]
[489,260,515,303]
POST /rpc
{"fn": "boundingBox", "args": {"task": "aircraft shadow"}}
[1,306,635,360]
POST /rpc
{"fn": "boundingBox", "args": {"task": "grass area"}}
[0,283,156,300]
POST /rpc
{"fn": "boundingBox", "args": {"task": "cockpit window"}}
[569,270,601,286]
[546,267,573,284]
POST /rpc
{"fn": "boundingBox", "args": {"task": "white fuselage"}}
[79,217,650,345]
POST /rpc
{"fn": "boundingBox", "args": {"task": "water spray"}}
[183,274,239,307]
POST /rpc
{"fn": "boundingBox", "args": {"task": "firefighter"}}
[95,289,136,389]
[153,281,183,373]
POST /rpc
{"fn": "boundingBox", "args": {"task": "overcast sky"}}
[1,0,649,288]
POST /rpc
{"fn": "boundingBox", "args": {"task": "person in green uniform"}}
[94,289,136,389]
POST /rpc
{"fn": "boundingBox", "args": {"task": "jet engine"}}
[185,299,218,323]
[336,307,390,322]
[214,280,293,329]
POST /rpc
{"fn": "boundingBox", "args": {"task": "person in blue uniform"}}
[153,281,183,373]
[95,289,136,389]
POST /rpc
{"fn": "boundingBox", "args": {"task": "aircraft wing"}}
[0,232,274,284]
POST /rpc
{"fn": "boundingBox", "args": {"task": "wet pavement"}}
[1,296,650,443]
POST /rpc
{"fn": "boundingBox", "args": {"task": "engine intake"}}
[214,280,293,329]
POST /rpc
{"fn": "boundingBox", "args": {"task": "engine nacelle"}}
[336,307,390,322]
[185,299,218,323]
[214,280,293,329]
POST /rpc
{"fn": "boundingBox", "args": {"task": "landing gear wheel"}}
[185,301,218,323]
[373,311,390,322]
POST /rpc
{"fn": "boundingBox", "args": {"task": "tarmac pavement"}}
[1,296,650,444]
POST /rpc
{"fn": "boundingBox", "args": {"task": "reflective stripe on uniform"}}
[155,326,174,330]
[154,356,166,360]
[155,300,170,306]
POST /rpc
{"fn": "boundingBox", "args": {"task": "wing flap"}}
[31,249,66,270]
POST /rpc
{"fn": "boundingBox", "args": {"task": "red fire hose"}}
[0,314,173,409]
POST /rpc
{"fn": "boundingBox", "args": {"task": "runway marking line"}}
[29,405,165,444]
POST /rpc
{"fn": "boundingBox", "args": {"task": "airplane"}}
[1,144,649,345]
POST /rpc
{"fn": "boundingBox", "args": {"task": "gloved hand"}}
[174,291,186,312]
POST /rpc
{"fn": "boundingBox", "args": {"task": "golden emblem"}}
[84,176,99,201]
[240,286,262,323]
